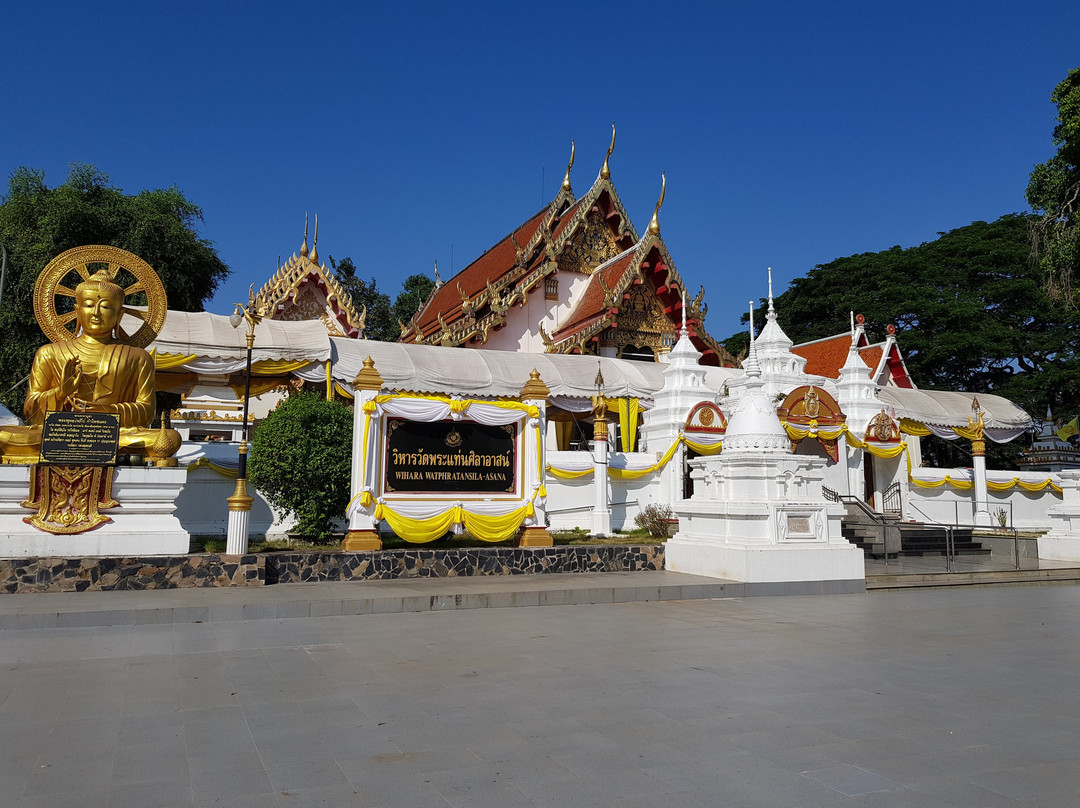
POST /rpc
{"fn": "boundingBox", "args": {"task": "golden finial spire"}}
[600,122,616,180]
[561,139,575,192]
[300,212,309,257]
[310,213,319,264]
[647,171,666,236]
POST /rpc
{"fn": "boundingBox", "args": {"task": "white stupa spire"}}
[722,298,789,453]
[753,267,811,393]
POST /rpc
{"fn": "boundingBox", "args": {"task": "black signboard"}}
[40,411,121,466]
[385,419,516,494]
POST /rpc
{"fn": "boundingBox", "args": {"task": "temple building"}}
[399,131,736,367]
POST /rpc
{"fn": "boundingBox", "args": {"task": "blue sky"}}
[3,1,1077,340]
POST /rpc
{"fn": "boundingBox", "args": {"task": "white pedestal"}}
[1042,470,1080,562]
[666,453,864,591]
[0,465,190,557]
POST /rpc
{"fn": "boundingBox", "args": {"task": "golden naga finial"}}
[599,274,618,308]
[561,139,575,192]
[539,324,555,350]
[600,122,616,180]
[457,281,469,303]
[689,285,707,320]
[648,171,666,236]
[356,303,367,338]
[301,212,310,257]
[310,213,319,265]
[511,230,524,263]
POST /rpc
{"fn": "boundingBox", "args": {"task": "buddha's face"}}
[76,287,124,339]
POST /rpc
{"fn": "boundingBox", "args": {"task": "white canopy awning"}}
[143,311,332,363]
[877,388,1033,432]
[325,338,742,402]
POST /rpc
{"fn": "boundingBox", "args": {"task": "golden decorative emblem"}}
[444,427,463,448]
[21,465,117,534]
[698,407,715,427]
[34,245,168,348]
[870,409,894,442]
[803,387,821,418]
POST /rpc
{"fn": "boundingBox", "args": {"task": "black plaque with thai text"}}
[40,411,121,465]
[385,419,516,493]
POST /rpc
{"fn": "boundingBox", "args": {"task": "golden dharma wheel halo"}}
[34,245,168,348]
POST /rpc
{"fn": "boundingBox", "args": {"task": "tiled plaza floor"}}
[1,583,1078,807]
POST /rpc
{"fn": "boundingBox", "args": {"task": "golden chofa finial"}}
[561,139,575,192]
[310,213,320,265]
[300,212,309,258]
[433,260,443,288]
[647,171,666,236]
[600,122,616,180]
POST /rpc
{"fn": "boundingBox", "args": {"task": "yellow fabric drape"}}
[987,477,1063,494]
[910,476,975,490]
[231,378,284,400]
[555,421,573,451]
[682,436,723,455]
[609,436,682,480]
[155,352,198,370]
[375,504,461,543]
[546,465,594,479]
[899,418,932,436]
[326,361,333,400]
[250,359,310,375]
[334,382,354,400]
[614,397,640,453]
[462,504,534,543]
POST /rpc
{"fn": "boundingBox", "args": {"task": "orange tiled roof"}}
[552,250,636,340]
[791,334,883,379]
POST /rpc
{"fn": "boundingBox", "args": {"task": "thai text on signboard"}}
[40,411,121,465]
[385,419,516,494]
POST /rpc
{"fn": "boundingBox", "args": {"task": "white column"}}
[592,418,612,536]
[972,451,991,525]
[226,506,251,555]
[518,369,553,546]
[344,358,384,551]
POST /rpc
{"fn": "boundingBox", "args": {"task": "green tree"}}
[248,392,353,540]
[328,255,396,340]
[0,163,229,412]
[723,215,1080,417]
[1028,67,1080,303]
[392,273,436,330]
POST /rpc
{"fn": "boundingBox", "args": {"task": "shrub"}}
[634,504,675,538]
[248,392,353,540]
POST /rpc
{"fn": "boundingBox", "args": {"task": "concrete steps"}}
[867,567,1080,590]
[0,571,739,630]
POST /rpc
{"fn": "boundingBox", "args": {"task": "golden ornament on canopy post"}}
[0,245,182,534]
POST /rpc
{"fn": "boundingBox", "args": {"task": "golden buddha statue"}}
[0,246,181,465]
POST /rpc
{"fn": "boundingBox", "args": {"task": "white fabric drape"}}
[374,398,526,426]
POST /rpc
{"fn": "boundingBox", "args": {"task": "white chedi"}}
[722,303,790,454]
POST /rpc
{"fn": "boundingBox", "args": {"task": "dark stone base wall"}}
[265,545,665,584]
[0,555,264,594]
[0,546,664,593]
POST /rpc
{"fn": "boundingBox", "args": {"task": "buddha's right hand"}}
[59,356,82,398]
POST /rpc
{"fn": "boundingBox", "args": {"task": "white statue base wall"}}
[1042,470,1080,562]
[666,454,865,594]
[0,465,190,557]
